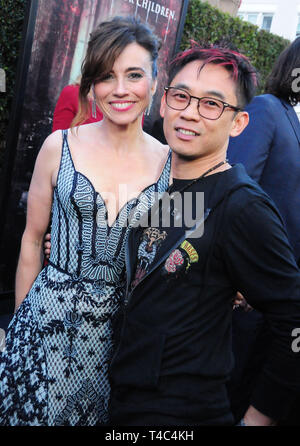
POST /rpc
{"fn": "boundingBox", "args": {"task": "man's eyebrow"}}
[173,83,191,91]
[205,90,226,101]
[172,84,226,101]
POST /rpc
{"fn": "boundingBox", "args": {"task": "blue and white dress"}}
[0,130,171,426]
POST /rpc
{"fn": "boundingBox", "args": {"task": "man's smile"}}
[175,127,200,139]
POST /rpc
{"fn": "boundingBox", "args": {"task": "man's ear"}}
[160,92,167,118]
[230,111,249,138]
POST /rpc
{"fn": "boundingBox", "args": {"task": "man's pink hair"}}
[171,41,258,86]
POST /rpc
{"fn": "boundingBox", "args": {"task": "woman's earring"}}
[146,96,153,116]
[92,84,97,119]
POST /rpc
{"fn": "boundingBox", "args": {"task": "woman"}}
[0,16,171,426]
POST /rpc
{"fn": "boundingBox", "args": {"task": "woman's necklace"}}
[168,159,229,196]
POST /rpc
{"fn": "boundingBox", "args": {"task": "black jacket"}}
[109,165,300,426]
[228,95,300,265]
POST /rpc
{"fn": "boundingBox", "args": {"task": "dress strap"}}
[156,148,172,192]
[55,129,75,190]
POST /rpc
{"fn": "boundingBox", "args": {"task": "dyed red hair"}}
[168,41,258,107]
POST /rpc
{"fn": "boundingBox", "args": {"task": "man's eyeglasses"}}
[164,87,242,120]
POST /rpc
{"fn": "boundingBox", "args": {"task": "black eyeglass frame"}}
[164,87,243,120]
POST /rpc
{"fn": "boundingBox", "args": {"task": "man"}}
[108,44,300,426]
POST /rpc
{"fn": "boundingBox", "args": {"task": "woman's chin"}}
[104,113,144,127]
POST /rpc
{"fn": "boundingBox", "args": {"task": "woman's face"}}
[94,42,157,125]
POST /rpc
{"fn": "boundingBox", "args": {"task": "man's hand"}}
[243,405,277,426]
[44,233,51,259]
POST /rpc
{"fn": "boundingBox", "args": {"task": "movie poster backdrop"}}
[0,0,189,296]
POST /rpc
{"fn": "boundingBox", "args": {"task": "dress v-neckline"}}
[63,134,171,229]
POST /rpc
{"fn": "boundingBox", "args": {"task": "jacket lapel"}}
[125,223,140,297]
[282,100,300,145]
[125,208,185,290]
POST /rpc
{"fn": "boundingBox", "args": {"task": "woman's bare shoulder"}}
[40,129,63,152]
[35,130,64,170]
[146,132,170,158]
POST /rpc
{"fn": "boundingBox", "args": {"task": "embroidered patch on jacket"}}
[162,240,199,280]
[132,228,167,288]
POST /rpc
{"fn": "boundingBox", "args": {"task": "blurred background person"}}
[228,37,300,266]
[227,37,300,425]
[52,76,103,132]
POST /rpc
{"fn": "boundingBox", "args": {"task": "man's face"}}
[160,60,248,161]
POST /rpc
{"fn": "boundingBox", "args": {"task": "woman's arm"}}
[15,132,61,312]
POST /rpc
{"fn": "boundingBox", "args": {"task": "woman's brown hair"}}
[72,16,161,128]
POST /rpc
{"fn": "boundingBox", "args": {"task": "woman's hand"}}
[233,291,253,312]
[44,233,51,259]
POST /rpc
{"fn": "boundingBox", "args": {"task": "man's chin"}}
[171,149,199,161]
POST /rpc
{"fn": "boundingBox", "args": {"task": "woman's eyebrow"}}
[125,67,146,73]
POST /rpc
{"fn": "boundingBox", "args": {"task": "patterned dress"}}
[0,130,171,426]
